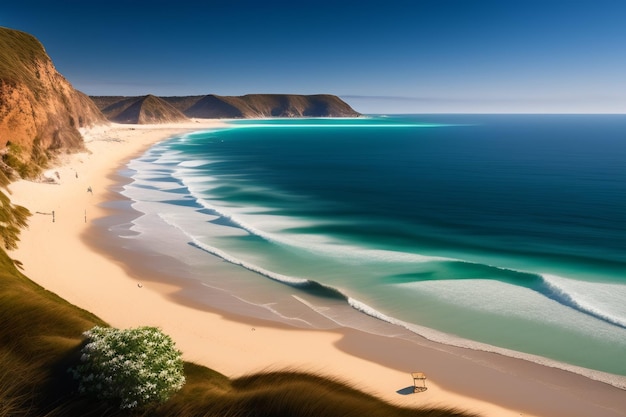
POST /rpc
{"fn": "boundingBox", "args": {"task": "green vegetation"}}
[30,138,50,173]
[0,186,476,416]
[0,175,30,250]
[0,191,29,250]
[70,326,185,409]
[0,27,49,93]
[0,244,106,416]
[1,141,44,180]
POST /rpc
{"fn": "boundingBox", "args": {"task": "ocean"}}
[112,114,626,385]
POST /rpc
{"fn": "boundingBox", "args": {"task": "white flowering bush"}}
[70,326,185,409]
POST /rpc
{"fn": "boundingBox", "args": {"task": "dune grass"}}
[0,225,477,416]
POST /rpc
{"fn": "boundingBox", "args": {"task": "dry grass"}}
[0,27,48,92]
[0,230,477,417]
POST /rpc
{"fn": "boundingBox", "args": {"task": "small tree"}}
[70,326,185,409]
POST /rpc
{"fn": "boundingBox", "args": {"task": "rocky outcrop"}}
[0,27,106,178]
[93,94,361,121]
[93,95,188,124]
[0,26,360,180]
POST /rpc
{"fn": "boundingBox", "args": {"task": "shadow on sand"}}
[396,386,428,396]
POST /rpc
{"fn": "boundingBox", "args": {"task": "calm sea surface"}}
[116,115,626,382]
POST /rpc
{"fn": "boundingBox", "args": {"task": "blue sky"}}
[3,0,626,113]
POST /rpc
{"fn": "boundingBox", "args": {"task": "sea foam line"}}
[295,285,626,390]
[155,211,354,301]
[173,168,451,265]
[345,298,626,390]
[218,122,448,129]
[441,259,626,330]
[188,237,308,286]
[540,274,626,329]
[146,136,450,266]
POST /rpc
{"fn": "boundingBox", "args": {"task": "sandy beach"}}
[8,120,626,417]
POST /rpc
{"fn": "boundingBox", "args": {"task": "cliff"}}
[92,94,360,121]
[0,25,360,180]
[0,27,106,179]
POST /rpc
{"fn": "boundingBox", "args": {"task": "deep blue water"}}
[120,115,626,382]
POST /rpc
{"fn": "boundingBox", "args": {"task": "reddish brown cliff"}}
[0,27,105,178]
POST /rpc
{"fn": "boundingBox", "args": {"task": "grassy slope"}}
[0,27,48,91]
[0,199,475,417]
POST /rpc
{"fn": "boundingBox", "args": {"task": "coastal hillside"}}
[92,93,361,120]
[92,94,189,124]
[0,27,105,179]
[178,94,361,118]
[182,94,245,118]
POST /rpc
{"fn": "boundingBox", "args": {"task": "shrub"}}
[70,326,185,409]
[0,190,30,250]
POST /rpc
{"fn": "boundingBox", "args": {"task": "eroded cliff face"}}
[0,27,105,178]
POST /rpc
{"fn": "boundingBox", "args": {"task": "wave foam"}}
[442,259,626,330]
[540,274,626,329]
[346,295,626,390]
[187,237,308,286]
[176,174,450,265]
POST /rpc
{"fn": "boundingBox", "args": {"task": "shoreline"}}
[94,169,626,392]
[8,120,626,417]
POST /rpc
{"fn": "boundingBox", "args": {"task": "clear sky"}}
[3,0,626,114]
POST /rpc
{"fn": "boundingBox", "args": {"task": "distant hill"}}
[182,95,245,118]
[92,95,189,124]
[0,27,106,178]
[92,94,360,121]
[0,24,360,181]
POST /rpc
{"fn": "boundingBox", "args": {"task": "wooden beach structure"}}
[411,372,427,393]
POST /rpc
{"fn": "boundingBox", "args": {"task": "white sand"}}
[8,120,626,417]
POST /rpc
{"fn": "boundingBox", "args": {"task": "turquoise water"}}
[118,115,626,382]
